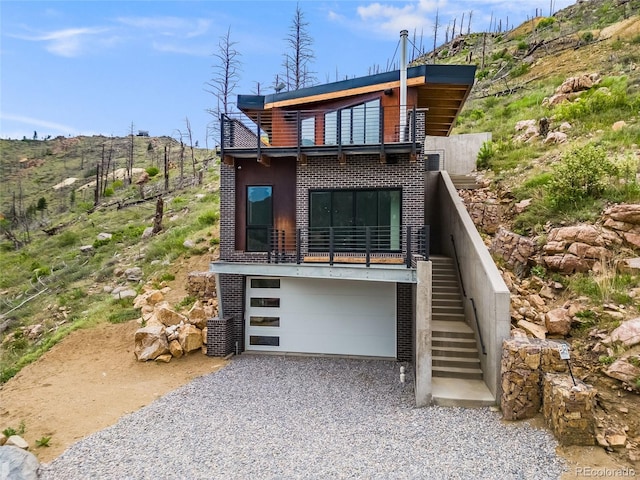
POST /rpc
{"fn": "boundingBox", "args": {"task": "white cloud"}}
[116,16,211,38]
[356,0,444,38]
[0,113,81,137]
[8,27,114,57]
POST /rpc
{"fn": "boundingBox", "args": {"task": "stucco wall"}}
[424,132,491,175]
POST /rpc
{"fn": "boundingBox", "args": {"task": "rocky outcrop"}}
[187,272,217,300]
[490,228,536,270]
[542,225,610,273]
[543,73,601,106]
[458,189,502,234]
[133,292,217,362]
[603,204,640,250]
[604,354,640,390]
[609,317,640,348]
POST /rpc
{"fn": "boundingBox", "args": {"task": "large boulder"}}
[134,325,169,361]
[605,355,640,386]
[545,308,572,336]
[0,446,40,480]
[155,303,188,327]
[178,324,203,353]
[187,301,208,329]
[610,318,640,348]
[169,339,184,358]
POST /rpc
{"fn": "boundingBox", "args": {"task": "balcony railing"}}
[220,105,426,158]
[261,225,430,268]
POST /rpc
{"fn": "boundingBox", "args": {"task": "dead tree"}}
[185,117,198,183]
[467,10,473,35]
[432,9,440,63]
[282,3,316,91]
[152,197,164,234]
[206,26,242,117]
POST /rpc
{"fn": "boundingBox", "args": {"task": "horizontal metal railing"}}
[221,105,426,152]
[264,225,429,268]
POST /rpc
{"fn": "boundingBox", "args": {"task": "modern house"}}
[208,31,510,407]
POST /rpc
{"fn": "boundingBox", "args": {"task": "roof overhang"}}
[237,64,476,137]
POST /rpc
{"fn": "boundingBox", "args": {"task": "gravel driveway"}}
[40,356,565,479]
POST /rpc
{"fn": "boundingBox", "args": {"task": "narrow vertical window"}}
[247,186,273,251]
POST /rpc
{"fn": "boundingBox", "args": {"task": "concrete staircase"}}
[430,256,494,407]
[449,174,481,190]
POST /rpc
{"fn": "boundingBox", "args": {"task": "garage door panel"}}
[246,277,396,358]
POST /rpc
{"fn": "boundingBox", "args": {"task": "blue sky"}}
[1,0,575,145]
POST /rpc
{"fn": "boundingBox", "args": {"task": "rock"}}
[125,267,143,282]
[604,355,640,385]
[617,258,640,274]
[183,239,196,249]
[514,198,532,213]
[557,74,594,94]
[135,171,150,185]
[547,225,604,246]
[133,289,164,309]
[611,120,627,131]
[545,308,572,336]
[559,122,572,132]
[96,232,112,241]
[543,254,590,274]
[187,301,208,329]
[202,326,208,344]
[545,131,568,144]
[169,339,184,358]
[112,288,137,300]
[142,226,154,239]
[605,432,627,448]
[134,325,169,361]
[79,244,94,253]
[178,324,203,353]
[155,303,188,327]
[0,433,6,446]
[539,285,556,300]
[0,445,40,480]
[155,353,172,363]
[515,119,537,131]
[5,435,29,450]
[517,319,547,339]
[610,318,640,347]
[604,204,640,225]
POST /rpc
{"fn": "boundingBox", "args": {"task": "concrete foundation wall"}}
[434,172,510,398]
[424,132,491,175]
[415,261,432,407]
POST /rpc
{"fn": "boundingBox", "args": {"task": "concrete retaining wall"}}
[433,171,511,398]
[424,132,491,175]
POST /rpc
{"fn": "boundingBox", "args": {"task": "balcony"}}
[261,225,430,268]
[220,105,426,164]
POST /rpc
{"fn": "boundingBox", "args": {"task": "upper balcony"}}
[219,104,426,165]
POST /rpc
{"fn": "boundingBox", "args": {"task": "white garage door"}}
[245,277,396,358]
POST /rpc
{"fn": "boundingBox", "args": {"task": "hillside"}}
[418,0,640,470]
[0,0,639,471]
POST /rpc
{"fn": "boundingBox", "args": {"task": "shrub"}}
[517,40,528,51]
[476,141,494,169]
[546,144,615,209]
[146,166,160,177]
[581,31,594,43]
[36,436,51,447]
[536,17,555,30]
[198,211,219,226]
[103,187,114,197]
[112,179,124,190]
[56,230,79,247]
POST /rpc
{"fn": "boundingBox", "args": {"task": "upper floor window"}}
[324,99,380,146]
[247,186,273,252]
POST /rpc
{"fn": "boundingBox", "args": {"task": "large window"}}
[247,186,273,251]
[324,99,380,145]
[309,188,401,251]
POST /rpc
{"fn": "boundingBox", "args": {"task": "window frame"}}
[308,187,402,252]
[246,185,274,252]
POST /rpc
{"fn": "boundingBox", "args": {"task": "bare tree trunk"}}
[481,32,487,70]
[185,117,198,183]
[461,13,465,36]
[432,9,440,63]
[152,197,164,234]
[467,10,473,35]
[94,162,100,207]
[164,145,169,192]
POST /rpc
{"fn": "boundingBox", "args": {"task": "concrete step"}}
[432,377,495,408]
[432,299,464,308]
[433,355,481,369]
[432,312,466,322]
[432,337,477,349]
[432,346,479,358]
[432,321,475,339]
[433,365,484,380]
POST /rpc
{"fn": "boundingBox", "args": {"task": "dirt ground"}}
[0,320,226,463]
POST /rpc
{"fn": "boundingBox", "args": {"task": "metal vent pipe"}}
[399,29,408,141]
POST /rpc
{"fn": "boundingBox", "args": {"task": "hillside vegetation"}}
[0,134,221,382]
